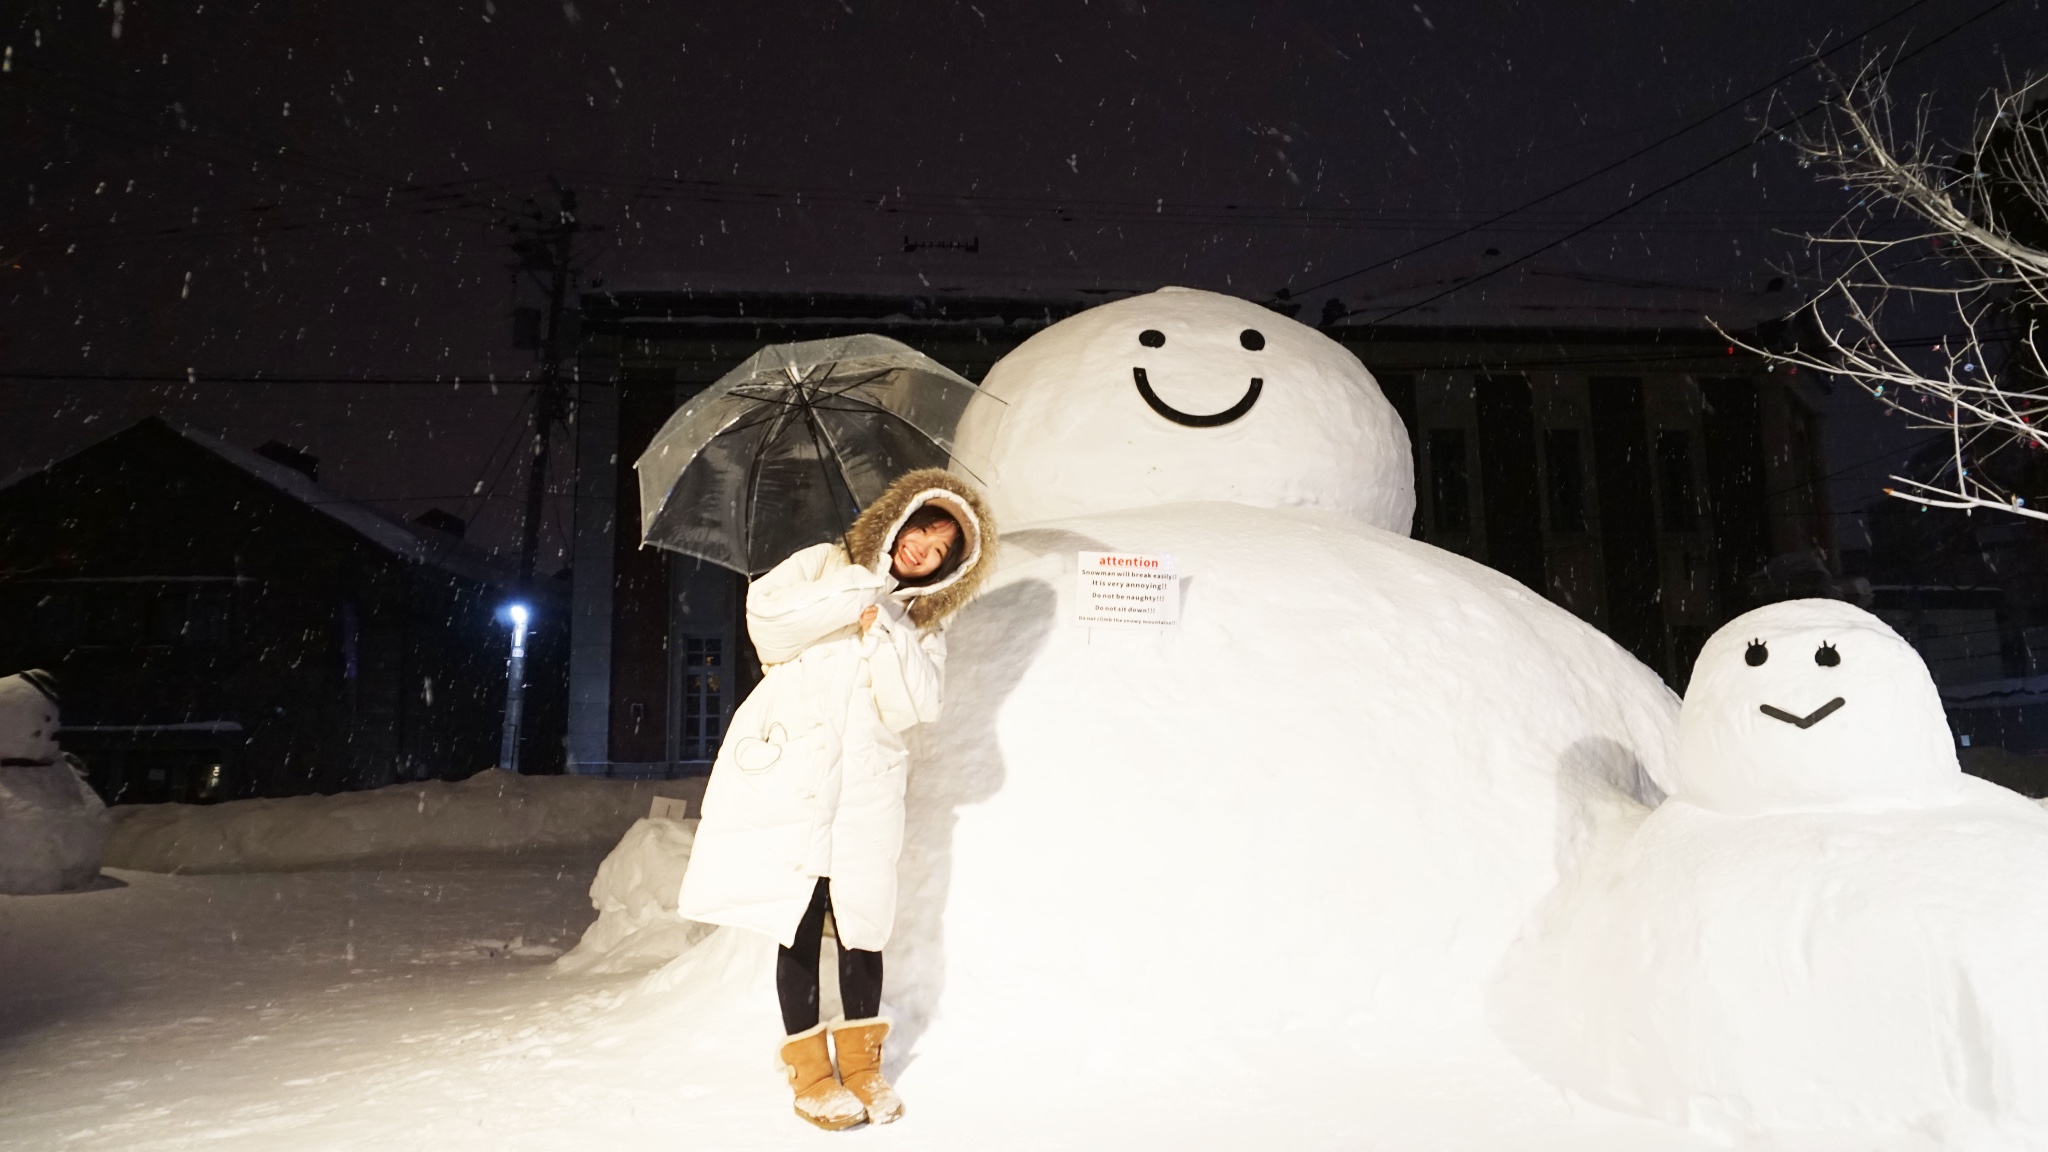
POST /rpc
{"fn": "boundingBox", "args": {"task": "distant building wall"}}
[568,292,1826,775]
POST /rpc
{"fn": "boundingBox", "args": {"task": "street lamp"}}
[498,602,530,773]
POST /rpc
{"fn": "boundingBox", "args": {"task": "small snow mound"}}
[105,770,701,873]
[558,815,713,974]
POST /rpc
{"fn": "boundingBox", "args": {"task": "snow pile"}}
[105,770,701,873]
[1496,602,2048,1146]
[0,670,109,895]
[557,815,714,974]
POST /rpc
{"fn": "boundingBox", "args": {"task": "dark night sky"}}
[4,0,2043,564]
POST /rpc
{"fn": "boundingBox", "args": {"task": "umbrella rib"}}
[741,396,801,571]
[795,378,863,556]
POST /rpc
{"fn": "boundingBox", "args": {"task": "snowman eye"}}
[1815,642,1840,667]
[1240,328,1266,351]
[1139,329,1166,348]
[1745,640,1768,667]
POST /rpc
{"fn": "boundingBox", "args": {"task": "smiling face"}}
[951,287,1415,530]
[889,515,958,581]
[1674,599,1961,814]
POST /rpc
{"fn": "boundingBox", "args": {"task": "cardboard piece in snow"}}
[649,796,691,822]
[1077,551,1179,626]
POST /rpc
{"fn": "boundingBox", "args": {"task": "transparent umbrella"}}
[633,334,998,574]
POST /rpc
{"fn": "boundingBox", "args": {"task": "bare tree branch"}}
[1717,65,2048,520]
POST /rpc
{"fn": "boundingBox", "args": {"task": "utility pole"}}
[510,185,584,591]
[497,184,594,772]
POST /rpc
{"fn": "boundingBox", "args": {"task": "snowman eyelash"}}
[1815,642,1841,667]
[1745,640,1769,667]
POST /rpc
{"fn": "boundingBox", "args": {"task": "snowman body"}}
[1496,600,2048,1143]
[878,287,1679,1053]
[0,671,110,895]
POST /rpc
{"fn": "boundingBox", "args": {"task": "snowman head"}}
[1674,599,1960,814]
[951,287,1415,530]
[0,669,61,767]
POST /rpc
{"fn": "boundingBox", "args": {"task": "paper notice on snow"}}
[1077,551,1179,625]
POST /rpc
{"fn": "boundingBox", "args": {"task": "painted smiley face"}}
[1746,639,1847,729]
[1131,325,1267,428]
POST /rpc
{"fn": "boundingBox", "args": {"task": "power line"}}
[1357,0,2018,326]
[1278,0,1947,301]
[0,371,538,386]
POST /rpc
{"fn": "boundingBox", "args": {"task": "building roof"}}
[0,418,537,595]
[585,267,1796,345]
[1321,255,1794,335]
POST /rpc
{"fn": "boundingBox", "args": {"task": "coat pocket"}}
[731,723,790,774]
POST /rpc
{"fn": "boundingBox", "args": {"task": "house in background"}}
[562,275,1836,779]
[1846,437,2048,794]
[0,417,565,803]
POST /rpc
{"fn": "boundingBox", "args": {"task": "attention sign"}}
[1077,551,1180,626]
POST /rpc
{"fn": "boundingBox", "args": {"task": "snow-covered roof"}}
[0,419,529,593]
[1321,256,1793,334]
[176,425,531,591]
[588,266,1795,340]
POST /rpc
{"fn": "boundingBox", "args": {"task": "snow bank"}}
[557,815,713,974]
[1496,785,2048,1147]
[104,770,702,873]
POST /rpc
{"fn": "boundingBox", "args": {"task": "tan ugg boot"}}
[779,1023,867,1131]
[831,1017,905,1124]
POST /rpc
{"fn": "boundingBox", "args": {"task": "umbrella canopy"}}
[633,334,997,574]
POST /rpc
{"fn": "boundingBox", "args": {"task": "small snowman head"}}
[0,669,61,767]
[1674,599,1960,814]
[951,287,1415,530]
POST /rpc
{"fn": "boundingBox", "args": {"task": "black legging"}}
[777,877,884,1033]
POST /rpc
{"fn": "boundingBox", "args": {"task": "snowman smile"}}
[1759,697,1846,729]
[1132,367,1263,428]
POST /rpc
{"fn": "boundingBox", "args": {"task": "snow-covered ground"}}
[0,777,1733,1151]
[0,863,1718,1151]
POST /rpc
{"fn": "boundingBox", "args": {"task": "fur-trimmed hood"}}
[844,468,994,629]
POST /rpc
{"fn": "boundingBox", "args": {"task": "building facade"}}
[563,288,1835,778]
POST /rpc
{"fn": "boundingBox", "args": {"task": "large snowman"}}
[1495,599,2048,1147]
[874,287,1680,1060]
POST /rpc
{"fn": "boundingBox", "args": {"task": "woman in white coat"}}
[677,468,992,1131]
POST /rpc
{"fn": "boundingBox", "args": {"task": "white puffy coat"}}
[677,472,990,952]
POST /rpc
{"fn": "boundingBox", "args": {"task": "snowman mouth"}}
[1132,367,1263,428]
[1759,697,1846,729]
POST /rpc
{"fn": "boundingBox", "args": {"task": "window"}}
[84,591,141,647]
[35,592,80,651]
[1543,428,1585,532]
[1428,429,1471,535]
[149,591,189,646]
[678,637,725,761]
[1656,430,1699,530]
